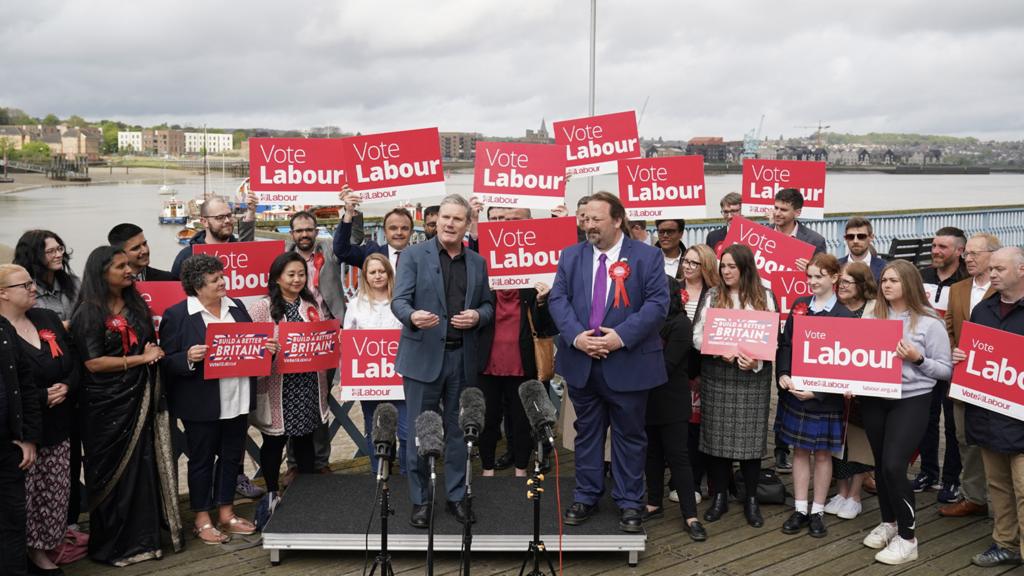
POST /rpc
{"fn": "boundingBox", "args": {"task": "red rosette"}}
[38,329,63,358]
[307,306,320,323]
[312,252,325,289]
[791,301,810,316]
[680,289,691,305]
[105,315,139,355]
[608,260,631,308]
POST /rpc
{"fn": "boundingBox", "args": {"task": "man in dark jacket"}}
[0,315,40,576]
[170,193,258,279]
[108,223,175,281]
[958,247,1024,568]
[705,192,741,252]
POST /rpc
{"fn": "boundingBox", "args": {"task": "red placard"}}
[339,329,403,400]
[248,137,347,205]
[203,322,274,379]
[791,315,903,399]
[554,111,640,178]
[473,142,567,210]
[278,320,341,374]
[741,159,827,219]
[341,127,445,205]
[478,217,578,290]
[194,240,284,298]
[617,155,707,220]
[135,281,186,335]
[700,308,780,360]
[772,272,814,323]
[721,215,815,286]
[950,322,1024,421]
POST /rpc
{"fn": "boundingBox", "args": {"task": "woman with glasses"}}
[14,230,80,324]
[0,264,79,575]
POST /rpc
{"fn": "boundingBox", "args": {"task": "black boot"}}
[703,493,728,522]
[744,496,764,528]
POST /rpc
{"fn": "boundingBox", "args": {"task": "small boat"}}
[159,184,177,195]
[176,220,199,245]
[159,197,188,225]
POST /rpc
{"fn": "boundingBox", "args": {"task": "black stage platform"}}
[262,473,646,566]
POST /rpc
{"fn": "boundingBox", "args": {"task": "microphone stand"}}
[460,434,477,576]
[426,454,437,576]
[369,449,395,576]
[519,436,557,576]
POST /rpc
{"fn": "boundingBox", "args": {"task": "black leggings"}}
[708,456,759,500]
[478,375,533,470]
[861,394,931,540]
[260,432,314,493]
[646,421,698,519]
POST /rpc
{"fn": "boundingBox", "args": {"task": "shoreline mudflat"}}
[0,166,176,195]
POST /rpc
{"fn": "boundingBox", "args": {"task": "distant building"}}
[143,129,185,157]
[523,118,553,143]
[438,131,481,160]
[0,126,24,150]
[118,131,143,153]
[184,132,234,154]
[686,137,728,163]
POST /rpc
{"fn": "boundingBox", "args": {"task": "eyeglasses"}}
[205,213,233,222]
[656,228,680,236]
[44,245,66,257]
[964,250,994,259]
[2,281,35,291]
[844,233,870,241]
[721,208,741,215]
[681,259,701,268]
[837,279,857,288]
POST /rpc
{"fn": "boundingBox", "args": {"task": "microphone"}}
[518,379,557,444]
[458,387,485,445]
[415,410,445,460]
[371,403,398,481]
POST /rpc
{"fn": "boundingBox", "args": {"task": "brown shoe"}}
[863,472,877,494]
[939,499,988,517]
[281,467,298,488]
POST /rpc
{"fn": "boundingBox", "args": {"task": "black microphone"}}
[371,403,398,481]
[518,379,557,444]
[458,387,485,445]
[415,410,445,460]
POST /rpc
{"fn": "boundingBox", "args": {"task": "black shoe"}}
[782,511,809,534]
[744,497,764,528]
[703,493,729,522]
[446,500,476,524]
[27,559,64,576]
[641,507,664,521]
[409,504,429,529]
[619,508,643,533]
[775,449,792,473]
[686,520,708,542]
[564,501,598,525]
[808,512,827,538]
[494,451,514,471]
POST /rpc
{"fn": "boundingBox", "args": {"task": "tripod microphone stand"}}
[369,447,396,576]
[519,437,557,576]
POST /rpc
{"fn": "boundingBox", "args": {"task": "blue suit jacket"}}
[333,218,388,269]
[548,236,669,392]
[391,239,494,388]
[838,254,886,282]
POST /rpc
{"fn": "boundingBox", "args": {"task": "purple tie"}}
[589,254,608,331]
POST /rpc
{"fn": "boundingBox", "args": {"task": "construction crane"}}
[796,121,831,148]
[742,114,766,159]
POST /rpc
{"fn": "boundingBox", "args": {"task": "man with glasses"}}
[655,219,687,277]
[108,223,174,281]
[336,186,415,274]
[170,193,258,279]
[838,216,885,281]
[705,192,741,252]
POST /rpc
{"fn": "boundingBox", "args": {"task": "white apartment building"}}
[117,131,143,153]
[184,132,234,154]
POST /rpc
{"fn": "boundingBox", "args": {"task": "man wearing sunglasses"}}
[838,216,885,281]
[170,193,258,279]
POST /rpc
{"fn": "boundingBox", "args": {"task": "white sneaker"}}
[694,491,702,505]
[668,490,679,503]
[875,536,918,565]
[824,495,847,515]
[863,522,898,549]
[837,498,862,520]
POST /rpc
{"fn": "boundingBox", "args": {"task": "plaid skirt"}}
[774,395,843,453]
[699,356,772,460]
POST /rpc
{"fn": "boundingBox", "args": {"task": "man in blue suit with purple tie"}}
[549,191,669,533]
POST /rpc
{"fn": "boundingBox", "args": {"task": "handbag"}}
[526,307,554,381]
[734,468,787,504]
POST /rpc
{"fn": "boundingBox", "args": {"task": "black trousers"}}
[646,420,698,519]
[918,380,961,484]
[862,394,931,540]
[478,375,533,470]
[181,414,248,512]
[709,456,759,500]
[0,441,27,575]
[260,432,314,493]
[687,421,707,490]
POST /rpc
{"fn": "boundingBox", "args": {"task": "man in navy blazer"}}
[837,216,886,281]
[391,194,494,528]
[769,188,828,256]
[334,186,413,272]
[548,191,669,533]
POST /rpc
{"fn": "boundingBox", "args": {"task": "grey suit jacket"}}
[391,238,494,388]
[285,215,364,320]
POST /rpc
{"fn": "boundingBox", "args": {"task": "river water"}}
[1,171,1021,275]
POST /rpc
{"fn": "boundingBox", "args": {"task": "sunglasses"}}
[844,233,870,241]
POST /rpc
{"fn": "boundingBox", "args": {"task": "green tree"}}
[66,114,89,128]
[232,129,248,149]
[100,121,120,154]
[42,113,60,126]
[13,141,53,163]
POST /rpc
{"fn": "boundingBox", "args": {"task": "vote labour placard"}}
[617,155,707,220]
[700,308,779,361]
[791,315,903,399]
[203,322,274,379]
[478,217,577,290]
[340,329,403,400]
[278,320,341,374]
[772,271,813,323]
[135,281,186,336]
[248,137,347,205]
[721,216,815,286]
[194,240,284,298]
[741,159,827,219]
[473,142,567,210]
[950,322,1024,421]
[341,127,445,205]
[553,111,640,178]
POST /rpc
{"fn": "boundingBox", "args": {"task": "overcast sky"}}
[3,1,1023,141]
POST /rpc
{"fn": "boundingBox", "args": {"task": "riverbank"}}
[0,166,179,195]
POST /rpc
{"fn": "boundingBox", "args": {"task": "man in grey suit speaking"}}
[392,194,495,528]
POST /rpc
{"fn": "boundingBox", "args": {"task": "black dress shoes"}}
[703,493,729,522]
[564,501,598,525]
[808,512,827,538]
[782,511,809,534]
[447,500,476,524]
[775,448,792,473]
[686,520,708,542]
[409,504,429,529]
[494,451,514,470]
[619,508,643,533]
[744,497,764,528]
[641,507,664,521]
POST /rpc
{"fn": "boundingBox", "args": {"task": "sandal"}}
[193,523,230,545]
[219,515,257,535]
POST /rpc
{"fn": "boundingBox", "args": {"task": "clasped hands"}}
[411,309,480,330]
[575,327,623,359]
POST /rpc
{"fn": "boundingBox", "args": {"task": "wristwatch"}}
[912,356,925,366]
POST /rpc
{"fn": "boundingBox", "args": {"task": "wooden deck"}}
[64,445,1020,576]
